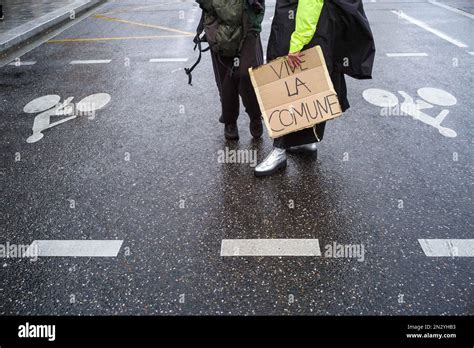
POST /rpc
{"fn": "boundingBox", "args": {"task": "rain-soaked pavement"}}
[0,0,473,315]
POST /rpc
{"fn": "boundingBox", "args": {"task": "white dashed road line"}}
[467,51,474,56]
[391,10,468,48]
[70,59,112,65]
[221,239,321,257]
[26,240,123,257]
[428,0,474,20]
[8,61,37,66]
[149,58,189,63]
[7,58,190,67]
[418,239,474,257]
[386,53,428,57]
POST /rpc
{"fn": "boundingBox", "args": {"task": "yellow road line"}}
[94,14,194,36]
[102,2,179,15]
[48,35,192,43]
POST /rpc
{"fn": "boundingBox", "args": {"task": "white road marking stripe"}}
[149,58,188,63]
[26,240,123,257]
[8,61,37,66]
[428,0,474,20]
[221,239,321,256]
[391,10,468,48]
[467,51,474,55]
[386,53,428,57]
[418,239,474,257]
[70,60,112,65]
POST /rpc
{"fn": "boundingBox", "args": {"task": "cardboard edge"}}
[250,46,343,139]
[316,46,338,97]
[249,66,275,138]
[294,110,343,138]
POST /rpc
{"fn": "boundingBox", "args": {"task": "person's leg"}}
[265,72,347,162]
[256,126,321,176]
[256,121,321,176]
[273,128,319,149]
[254,146,287,177]
[210,51,240,139]
[0,5,4,20]
[237,32,264,138]
[210,50,225,124]
[282,72,347,150]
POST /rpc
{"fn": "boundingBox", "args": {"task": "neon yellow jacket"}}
[289,0,324,53]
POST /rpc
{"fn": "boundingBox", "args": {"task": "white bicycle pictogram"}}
[23,93,111,143]
[362,87,457,138]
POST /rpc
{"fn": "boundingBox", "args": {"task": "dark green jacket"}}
[247,0,265,33]
[198,0,264,33]
[197,0,264,56]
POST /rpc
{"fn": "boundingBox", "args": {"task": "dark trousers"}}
[210,32,264,125]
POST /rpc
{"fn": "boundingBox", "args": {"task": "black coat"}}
[268,0,375,148]
[267,0,376,79]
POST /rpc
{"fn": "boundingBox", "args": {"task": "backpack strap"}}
[185,11,210,86]
[187,1,259,83]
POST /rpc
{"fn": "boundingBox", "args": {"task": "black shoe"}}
[224,123,239,140]
[250,117,263,138]
[287,142,318,157]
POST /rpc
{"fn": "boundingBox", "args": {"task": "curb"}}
[0,0,104,53]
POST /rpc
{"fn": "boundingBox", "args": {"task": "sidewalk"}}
[0,0,103,53]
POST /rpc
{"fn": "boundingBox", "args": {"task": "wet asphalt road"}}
[0,0,473,315]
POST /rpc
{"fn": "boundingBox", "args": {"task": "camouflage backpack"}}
[185,0,247,85]
[185,0,264,85]
[197,0,247,58]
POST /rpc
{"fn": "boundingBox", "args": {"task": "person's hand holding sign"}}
[287,51,303,69]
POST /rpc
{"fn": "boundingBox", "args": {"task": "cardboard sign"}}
[249,46,342,138]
